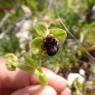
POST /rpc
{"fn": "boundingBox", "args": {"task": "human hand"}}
[0,58,71,95]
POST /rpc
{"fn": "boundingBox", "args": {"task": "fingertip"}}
[42,68,67,93]
[60,88,71,95]
[29,74,39,84]
[0,57,6,64]
[30,68,67,93]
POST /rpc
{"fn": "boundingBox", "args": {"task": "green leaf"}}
[49,28,67,43]
[15,63,34,73]
[31,37,43,54]
[24,54,37,68]
[35,23,49,37]
[7,62,34,72]
[34,69,48,85]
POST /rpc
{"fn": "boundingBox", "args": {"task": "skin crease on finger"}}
[0,58,70,95]
[11,85,57,95]
[0,85,71,95]
[11,85,71,95]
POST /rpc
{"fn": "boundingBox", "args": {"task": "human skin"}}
[0,58,71,95]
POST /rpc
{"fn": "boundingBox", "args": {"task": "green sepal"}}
[31,37,43,54]
[49,28,67,43]
[35,23,49,37]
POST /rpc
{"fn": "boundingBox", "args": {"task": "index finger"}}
[0,58,67,94]
[0,58,30,89]
[30,68,67,94]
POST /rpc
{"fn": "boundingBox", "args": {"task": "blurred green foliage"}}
[0,32,20,55]
[0,0,95,71]
[1,0,95,94]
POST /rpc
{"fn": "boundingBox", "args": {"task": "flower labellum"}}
[42,34,59,56]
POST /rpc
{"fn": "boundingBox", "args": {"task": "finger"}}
[30,68,67,94]
[0,57,6,65]
[0,58,67,94]
[11,85,57,95]
[60,88,71,95]
[0,58,30,90]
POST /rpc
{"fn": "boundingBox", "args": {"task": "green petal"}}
[35,23,49,37]
[49,28,67,43]
[31,37,43,54]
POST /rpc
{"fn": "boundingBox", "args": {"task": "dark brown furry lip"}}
[42,35,59,56]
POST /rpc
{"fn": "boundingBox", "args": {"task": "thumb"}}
[11,85,57,95]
